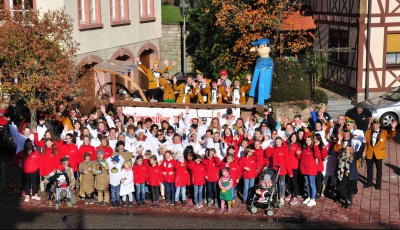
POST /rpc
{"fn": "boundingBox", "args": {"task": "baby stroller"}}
[249,166,281,216]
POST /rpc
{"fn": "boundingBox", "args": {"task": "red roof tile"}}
[279,11,316,31]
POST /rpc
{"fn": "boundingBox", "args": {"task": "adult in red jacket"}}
[187,154,206,208]
[313,133,327,198]
[265,137,293,205]
[174,158,191,205]
[133,155,147,206]
[239,148,258,204]
[161,151,177,205]
[96,138,114,159]
[296,136,320,207]
[33,131,63,150]
[14,139,41,202]
[146,155,163,206]
[39,139,61,177]
[202,148,222,208]
[221,153,241,206]
[286,132,302,205]
[78,135,97,163]
[60,134,79,173]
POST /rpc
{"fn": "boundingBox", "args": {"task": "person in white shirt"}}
[106,155,124,207]
[4,117,34,153]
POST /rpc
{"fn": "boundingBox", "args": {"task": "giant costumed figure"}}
[249,38,274,107]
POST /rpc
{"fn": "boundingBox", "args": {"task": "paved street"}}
[0,139,399,229]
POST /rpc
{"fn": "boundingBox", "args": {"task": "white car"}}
[359,87,400,128]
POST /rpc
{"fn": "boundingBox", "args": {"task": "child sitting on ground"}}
[256,174,273,202]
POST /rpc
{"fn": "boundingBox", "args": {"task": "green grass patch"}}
[162,5,183,24]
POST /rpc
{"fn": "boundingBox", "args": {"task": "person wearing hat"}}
[218,69,232,91]
[91,149,110,206]
[203,79,228,104]
[220,108,236,128]
[106,155,124,207]
[173,75,198,103]
[78,152,95,205]
[344,116,356,134]
[363,118,397,190]
[59,156,78,206]
[226,74,252,105]
[158,60,176,103]
[248,38,274,106]
[345,103,372,133]
[114,141,131,164]
[195,69,211,104]
[43,164,73,210]
[135,56,163,102]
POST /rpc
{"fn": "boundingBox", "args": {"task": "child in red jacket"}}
[174,156,190,205]
[265,137,293,206]
[161,150,177,206]
[146,155,163,206]
[239,147,257,204]
[14,139,41,202]
[133,155,147,206]
[221,153,241,207]
[203,148,222,208]
[187,154,206,208]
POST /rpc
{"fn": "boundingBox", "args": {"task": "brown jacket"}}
[159,78,175,101]
[203,86,227,104]
[92,159,110,191]
[364,128,396,159]
[227,83,251,105]
[139,63,161,90]
[78,160,95,194]
[195,79,211,104]
[173,83,196,103]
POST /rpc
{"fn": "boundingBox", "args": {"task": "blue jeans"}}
[243,178,255,201]
[193,185,203,205]
[135,183,145,201]
[304,175,316,199]
[122,193,133,202]
[175,186,186,202]
[163,182,175,202]
[110,184,120,203]
[231,186,237,200]
[206,181,218,199]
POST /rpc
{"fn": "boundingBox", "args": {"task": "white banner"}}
[123,107,241,126]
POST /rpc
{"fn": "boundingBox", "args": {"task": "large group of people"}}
[8,98,397,212]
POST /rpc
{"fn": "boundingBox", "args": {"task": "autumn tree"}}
[0,7,91,127]
[212,0,312,73]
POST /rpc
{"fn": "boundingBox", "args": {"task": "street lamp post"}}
[179,1,189,77]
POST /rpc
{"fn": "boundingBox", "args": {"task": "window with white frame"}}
[139,0,154,21]
[77,0,102,30]
[1,0,34,17]
[387,34,400,65]
[90,0,96,23]
[110,0,129,24]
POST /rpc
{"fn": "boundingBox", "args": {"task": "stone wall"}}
[161,24,194,77]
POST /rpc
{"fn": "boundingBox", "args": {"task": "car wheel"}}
[380,112,398,128]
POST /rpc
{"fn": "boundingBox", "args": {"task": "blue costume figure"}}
[249,38,274,106]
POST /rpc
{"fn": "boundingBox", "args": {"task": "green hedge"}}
[313,88,329,105]
[269,59,310,102]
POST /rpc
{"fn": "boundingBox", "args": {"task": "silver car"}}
[359,87,400,128]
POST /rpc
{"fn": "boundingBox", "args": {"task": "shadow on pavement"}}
[384,163,400,177]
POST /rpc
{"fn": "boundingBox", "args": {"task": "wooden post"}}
[112,74,117,99]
